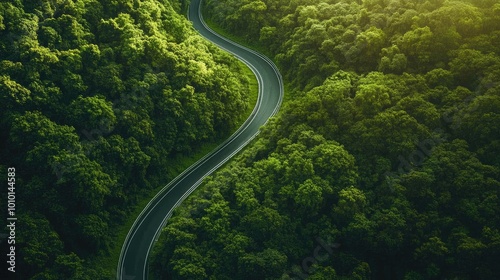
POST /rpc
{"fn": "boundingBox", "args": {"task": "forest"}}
[151,0,500,279]
[0,0,252,278]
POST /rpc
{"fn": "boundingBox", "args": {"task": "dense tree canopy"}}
[152,0,500,279]
[0,0,250,278]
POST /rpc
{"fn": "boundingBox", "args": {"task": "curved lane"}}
[117,0,283,279]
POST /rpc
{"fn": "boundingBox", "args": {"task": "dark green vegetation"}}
[152,0,500,279]
[0,0,253,278]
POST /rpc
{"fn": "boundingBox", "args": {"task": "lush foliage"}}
[152,0,500,279]
[207,0,500,91]
[0,0,251,278]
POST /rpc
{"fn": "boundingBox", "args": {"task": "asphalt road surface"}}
[117,0,283,279]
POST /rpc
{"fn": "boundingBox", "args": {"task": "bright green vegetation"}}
[151,0,500,279]
[0,0,255,278]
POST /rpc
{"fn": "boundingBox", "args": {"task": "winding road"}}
[117,0,283,279]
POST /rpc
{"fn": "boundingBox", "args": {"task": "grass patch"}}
[240,60,260,120]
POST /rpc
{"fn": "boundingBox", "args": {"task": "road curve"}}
[116,0,283,279]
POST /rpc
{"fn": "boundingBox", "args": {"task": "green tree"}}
[68,95,116,133]
[0,75,31,110]
[238,249,287,279]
